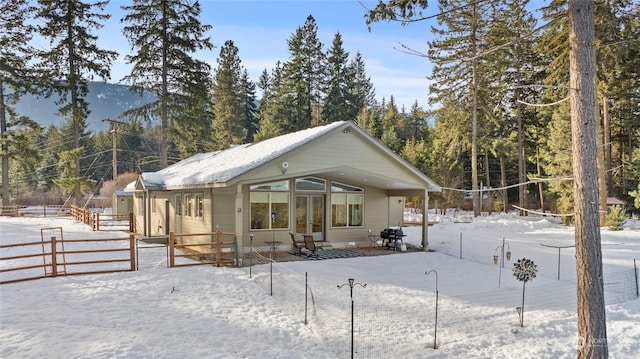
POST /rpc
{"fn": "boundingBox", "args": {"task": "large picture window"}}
[331,182,363,228]
[250,181,290,230]
[250,192,290,230]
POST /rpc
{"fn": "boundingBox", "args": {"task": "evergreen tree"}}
[348,52,376,123]
[211,40,248,149]
[427,0,491,216]
[241,69,258,143]
[279,15,325,131]
[322,32,351,123]
[600,0,639,199]
[35,0,117,204]
[0,0,37,205]
[379,96,403,153]
[121,0,213,167]
[255,64,286,141]
[5,117,43,194]
[568,1,608,355]
[170,87,212,157]
[427,99,469,210]
[483,0,542,212]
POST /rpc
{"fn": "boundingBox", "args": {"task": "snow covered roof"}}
[139,121,346,189]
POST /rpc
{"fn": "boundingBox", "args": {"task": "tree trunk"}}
[471,5,480,217]
[602,91,612,194]
[500,156,507,213]
[67,11,81,205]
[536,147,544,211]
[516,70,526,216]
[160,0,169,168]
[0,79,9,206]
[568,1,608,358]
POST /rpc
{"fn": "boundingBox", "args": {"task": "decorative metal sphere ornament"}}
[512,258,538,283]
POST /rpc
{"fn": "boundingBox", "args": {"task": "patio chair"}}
[289,232,305,254]
[303,235,323,256]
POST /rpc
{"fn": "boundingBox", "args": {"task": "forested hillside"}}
[13,82,155,132]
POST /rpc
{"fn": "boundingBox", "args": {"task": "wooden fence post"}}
[129,212,134,233]
[92,212,99,231]
[169,232,175,268]
[51,236,58,277]
[216,229,222,267]
[129,234,136,271]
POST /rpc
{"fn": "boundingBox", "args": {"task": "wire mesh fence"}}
[236,248,638,357]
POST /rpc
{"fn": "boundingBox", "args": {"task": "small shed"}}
[606,197,625,208]
[112,189,133,216]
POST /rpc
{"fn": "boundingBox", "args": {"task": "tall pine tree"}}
[0,0,37,205]
[35,0,117,204]
[121,0,213,167]
[211,40,249,149]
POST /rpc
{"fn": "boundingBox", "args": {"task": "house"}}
[606,197,625,209]
[128,121,441,253]
[112,189,133,216]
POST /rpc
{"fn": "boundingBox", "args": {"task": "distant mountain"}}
[13,82,156,132]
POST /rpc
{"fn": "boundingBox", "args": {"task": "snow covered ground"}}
[1,212,638,358]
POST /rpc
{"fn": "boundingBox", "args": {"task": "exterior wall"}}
[112,193,133,216]
[211,190,236,234]
[244,130,425,186]
[241,178,397,250]
[388,196,405,228]
[148,191,172,236]
[132,193,145,235]
[323,185,389,247]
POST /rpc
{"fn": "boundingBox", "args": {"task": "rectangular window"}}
[136,195,144,216]
[184,194,192,217]
[195,194,204,218]
[349,195,363,226]
[250,192,289,230]
[331,181,364,228]
[331,193,347,227]
[175,195,182,216]
[152,195,156,213]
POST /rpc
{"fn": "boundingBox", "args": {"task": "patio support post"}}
[422,190,429,251]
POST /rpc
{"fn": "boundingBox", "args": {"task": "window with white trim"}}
[175,194,182,216]
[184,194,192,217]
[195,194,204,218]
[331,181,363,227]
[250,181,290,230]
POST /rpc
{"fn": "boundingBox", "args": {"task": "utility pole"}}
[102,119,125,181]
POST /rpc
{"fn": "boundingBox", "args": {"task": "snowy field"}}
[1,212,639,359]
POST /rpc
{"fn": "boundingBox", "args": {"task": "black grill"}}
[380,228,404,240]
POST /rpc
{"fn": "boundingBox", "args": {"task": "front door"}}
[295,195,324,239]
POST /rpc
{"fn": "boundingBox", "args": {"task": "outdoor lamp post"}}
[337,278,367,359]
[494,237,512,288]
[425,270,439,349]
